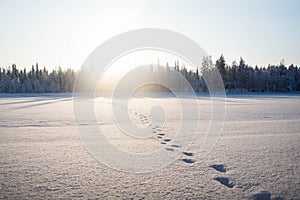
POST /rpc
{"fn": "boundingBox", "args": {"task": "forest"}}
[0,55,299,93]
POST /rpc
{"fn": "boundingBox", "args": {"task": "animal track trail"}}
[126,108,184,155]
[129,108,151,127]
[151,125,169,144]
[159,136,170,144]
[181,150,196,164]
[210,164,235,189]
[127,109,198,165]
[156,132,165,139]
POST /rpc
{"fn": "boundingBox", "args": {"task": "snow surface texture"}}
[0,94,299,199]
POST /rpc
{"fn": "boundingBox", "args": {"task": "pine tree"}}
[215,54,226,84]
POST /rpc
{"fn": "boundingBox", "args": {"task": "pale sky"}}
[0,0,299,70]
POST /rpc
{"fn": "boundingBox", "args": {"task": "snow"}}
[0,93,299,199]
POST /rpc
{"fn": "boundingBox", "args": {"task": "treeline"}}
[1,55,300,93]
[0,63,76,93]
[152,55,300,93]
[117,55,300,93]
[212,55,300,92]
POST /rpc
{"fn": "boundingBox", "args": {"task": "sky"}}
[0,0,299,70]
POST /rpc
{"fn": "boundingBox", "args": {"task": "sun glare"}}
[96,50,193,93]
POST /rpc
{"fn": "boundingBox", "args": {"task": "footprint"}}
[182,158,195,164]
[182,151,194,157]
[214,177,235,188]
[165,147,174,151]
[163,138,171,142]
[251,191,271,200]
[210,164,227,173]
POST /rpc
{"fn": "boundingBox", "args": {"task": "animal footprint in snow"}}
[165,147,174,151]
[210,164,227,173]
[214,177,235,188]
[182,151,194,157]
[181,150,196,164]
[251,191,272,200]
[182,158,195,164]
[156,133,165,139]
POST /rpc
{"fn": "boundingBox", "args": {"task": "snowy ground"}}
[0,93,299,199]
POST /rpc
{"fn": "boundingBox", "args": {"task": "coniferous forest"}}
[0,55,300,93]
